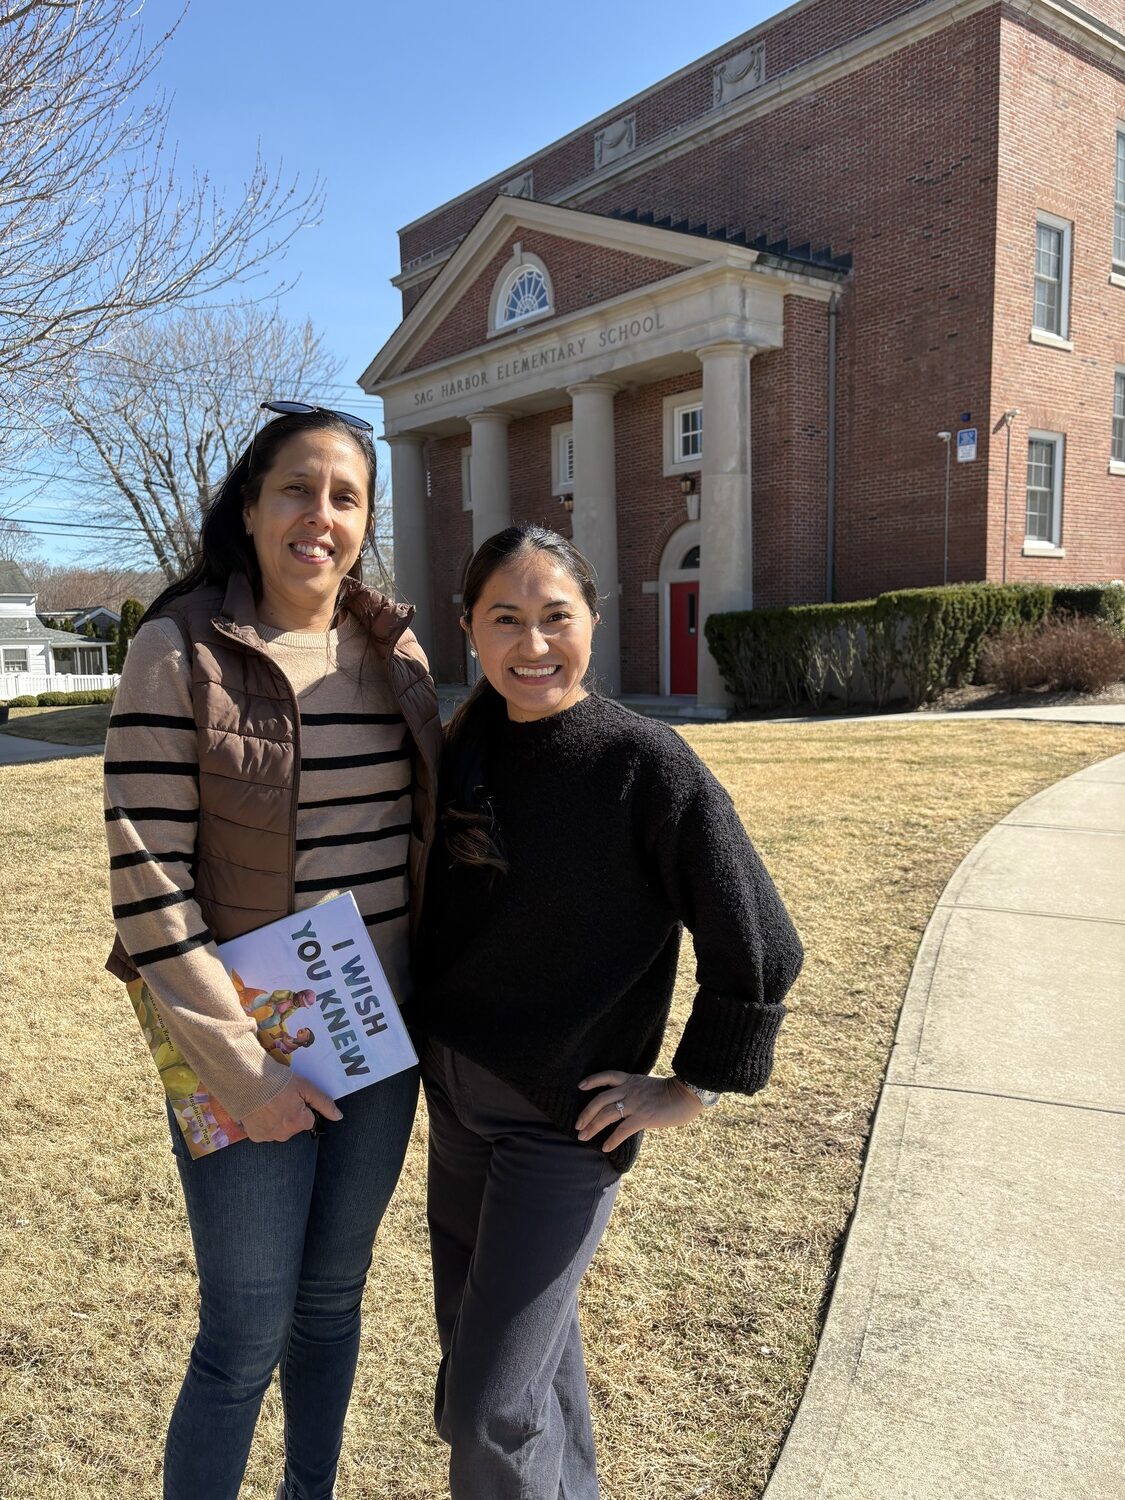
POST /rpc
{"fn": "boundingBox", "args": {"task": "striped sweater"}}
[105,614,413,1121]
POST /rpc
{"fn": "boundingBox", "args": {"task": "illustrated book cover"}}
[128,892,417,1158]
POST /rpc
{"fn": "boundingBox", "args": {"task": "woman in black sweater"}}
[415,524,803,1499]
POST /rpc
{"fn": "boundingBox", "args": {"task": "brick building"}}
[361,0,1125,708]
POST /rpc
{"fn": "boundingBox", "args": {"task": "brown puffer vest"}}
[105,572,443,984]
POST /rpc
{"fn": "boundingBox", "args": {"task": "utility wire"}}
[0,514,163,537]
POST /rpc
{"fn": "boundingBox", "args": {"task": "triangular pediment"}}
[361,198,744,390]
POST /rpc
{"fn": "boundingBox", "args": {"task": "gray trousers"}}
[422,1042,621,1500]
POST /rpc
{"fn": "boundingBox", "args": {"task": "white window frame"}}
[1024,430,1065,554]
[551,422,575,496]
[460,447,473,511]
[1111,368,1125,475]
[1113,126,1125,275]
[1030,213,1073,347]
[662,388,704,476]
[2,648,29,671]
[675,403,703,463]
[488,245,554,336]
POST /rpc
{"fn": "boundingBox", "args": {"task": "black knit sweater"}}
[415,694,804,1171]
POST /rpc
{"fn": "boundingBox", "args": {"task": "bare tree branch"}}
[58,303,346,579]
[22,558,163,611]
[0,515,41,563]
[0,0,324,447]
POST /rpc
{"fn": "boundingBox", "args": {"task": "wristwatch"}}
[675,1077,722,1108]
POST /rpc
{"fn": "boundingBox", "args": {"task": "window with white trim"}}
[1113,370,1125,465]
[551,422,574,496]
[2,648,29,672]
[1033,214,1071,338]
[460,447,472,511]
[1114,128,1125,270]
[675,403,703,462]
[1025,432,1064,546]
[489,247,555,334]
[502,267,549,323]
[662,388,705,475]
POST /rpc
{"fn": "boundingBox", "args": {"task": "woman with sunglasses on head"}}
[104,403,442,1500]
[414,523,804,1500]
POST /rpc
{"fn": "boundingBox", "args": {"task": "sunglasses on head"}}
[259,399,373,433]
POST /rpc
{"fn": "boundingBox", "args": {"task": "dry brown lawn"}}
[1,720,1120,1500]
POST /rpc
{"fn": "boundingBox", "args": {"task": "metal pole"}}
[943,438,951,586]
[1002,420,1012,585]
[825,293,838,602]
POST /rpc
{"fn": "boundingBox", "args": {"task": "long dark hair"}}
[443,524,600,873]
[143,409,384,623]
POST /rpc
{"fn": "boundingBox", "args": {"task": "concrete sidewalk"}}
[763,752,1125,1500]
[0,731,103,764]
[773,702,1125,727]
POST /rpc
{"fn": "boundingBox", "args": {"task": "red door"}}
[669,581,700,695]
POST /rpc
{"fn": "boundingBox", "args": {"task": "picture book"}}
[128,892,417,1158]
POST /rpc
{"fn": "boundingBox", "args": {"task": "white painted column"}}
[385,433,434,656]
[567,379,621,696]
[467,409,513,549]
[697,340,756,710]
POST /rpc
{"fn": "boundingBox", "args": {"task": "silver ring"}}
[615,1100,625,1116]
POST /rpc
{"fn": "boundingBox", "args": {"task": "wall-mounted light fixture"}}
[558,492,574,514]
[679,474,696,497]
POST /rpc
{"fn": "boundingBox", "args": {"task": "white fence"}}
[1,672,120,698]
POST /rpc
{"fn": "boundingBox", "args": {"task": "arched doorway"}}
[658,521,701,696]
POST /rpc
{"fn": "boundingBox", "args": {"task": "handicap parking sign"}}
[956,428,977,462]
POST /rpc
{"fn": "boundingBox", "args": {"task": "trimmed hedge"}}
[0,689,117,708]
[705,581,1124,711]
[1051,583,1125,629]
[34,689,116,706]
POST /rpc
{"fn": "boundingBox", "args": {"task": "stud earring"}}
[469,647,478,659]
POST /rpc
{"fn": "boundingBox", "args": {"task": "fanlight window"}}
[502,267,550,325]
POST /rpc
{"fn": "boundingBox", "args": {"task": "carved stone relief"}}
[712,44,765,108]
[594,114,636,171]
[501,170,534,199]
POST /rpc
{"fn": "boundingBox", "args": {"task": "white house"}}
[43,605,121,639]
[0,561,115,695]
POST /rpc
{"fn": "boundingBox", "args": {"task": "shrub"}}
[34,689,116,706]
[706,582,1122,713]
[1051,582,1125,631]
[977,630,1049,694]
[8,695,38,707]
[705,602,876,710]
[979,617,1125,695]
[874,584,1055,706]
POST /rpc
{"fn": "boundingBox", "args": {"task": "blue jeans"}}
[163,1067,419,1500]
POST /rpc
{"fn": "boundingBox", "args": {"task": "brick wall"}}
[989,9,1125,582]
[397,0,937,271]
[578,11,1005,598]
[751,295,832,606]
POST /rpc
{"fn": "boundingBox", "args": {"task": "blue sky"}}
[23,0,779,562]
